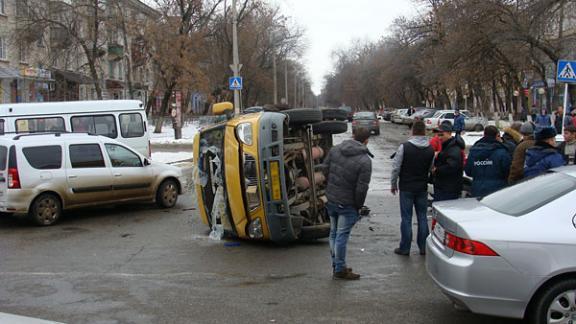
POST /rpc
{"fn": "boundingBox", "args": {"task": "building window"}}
[0,37,7,60]
[19,44,28,63]
[108,61,115,79]
[0,0,5,15]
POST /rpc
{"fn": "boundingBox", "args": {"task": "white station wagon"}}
[0,133,184,225]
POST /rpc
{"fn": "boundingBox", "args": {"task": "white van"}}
[0,100,150,157]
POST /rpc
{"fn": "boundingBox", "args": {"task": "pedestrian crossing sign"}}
[557,60,576,83]
[229,77,243,90]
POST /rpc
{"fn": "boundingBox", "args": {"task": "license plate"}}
[433,222,446,243]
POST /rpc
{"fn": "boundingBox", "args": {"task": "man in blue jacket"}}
[524,127,565,178]
[465,126,512,197]
[453,110,465,136]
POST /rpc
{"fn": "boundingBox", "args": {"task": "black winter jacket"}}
[324,140,373,209]
[433,136,465,193]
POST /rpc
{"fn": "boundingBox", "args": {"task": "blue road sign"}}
[557,60,576,83]
[229,77,243,90]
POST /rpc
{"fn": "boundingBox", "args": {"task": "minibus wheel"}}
[283,108,323,125]
[312,121,348,135]
[29,193,62,226]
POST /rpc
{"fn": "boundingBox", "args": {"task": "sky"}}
[270,0,418,94]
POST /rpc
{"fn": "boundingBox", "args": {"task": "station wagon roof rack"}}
[13,131,97,140]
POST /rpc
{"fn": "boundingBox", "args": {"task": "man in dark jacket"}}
[432,124,465,201]
[324,128,372,280]
[558,125,576,164]
[465,126,511,197]
[525,127,565,178]
[509,122,536,184]
[453,110,465,136]
[390,121,434,256]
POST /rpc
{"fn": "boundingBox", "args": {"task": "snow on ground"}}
[151,151,193,164]
[149,120,199,145]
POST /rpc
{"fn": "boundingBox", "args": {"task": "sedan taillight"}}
[445,232,499,256]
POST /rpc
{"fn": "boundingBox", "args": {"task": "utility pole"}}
[273,53,278,105]
[293,70,298,107]
[284,60,288,104]
[230,0,242,114]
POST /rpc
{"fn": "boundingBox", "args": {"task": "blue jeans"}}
[434,188,460,202]
[327,202,358,273]
[399,191,429,253]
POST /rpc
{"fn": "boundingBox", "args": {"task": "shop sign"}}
[20,68,52,80]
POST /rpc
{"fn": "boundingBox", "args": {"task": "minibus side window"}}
[0,119,4,135]
[119,113,145,138]
[71,115,117,139]
[15,117,65,133]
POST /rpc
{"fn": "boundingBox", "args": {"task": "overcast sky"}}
[269,0,418,94]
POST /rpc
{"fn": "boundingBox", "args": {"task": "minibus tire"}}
[321,108,347,121]
[312,121,348,135]
[29,193,62,226]
[156,179,179,208]
[284,108,323,125]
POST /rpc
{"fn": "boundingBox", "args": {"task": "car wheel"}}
[321,108,347,121]
[283,108,323,126]
[29,193,62,226]
[374,129,380,136]
[474,124,484,131]
[157,179,179,208]
[312,121,348,135]
[528,278,576,324]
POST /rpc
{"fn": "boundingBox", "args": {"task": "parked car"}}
[391,109,408,124]
[0,133,184,226]
[427,166,576,323]
[379,109,393,121]
[352,112,380,135]
[404,108,438,127]
[424,110,487,131]
[194,102,348,242]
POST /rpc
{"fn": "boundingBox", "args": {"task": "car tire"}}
[474,124,484,131]
[284,108,323,125]
[321,108,347,121]
[374,129,380,136]
[312,121,348,135]
[527,278,576,324]
[29,193,62,226]
[156,179,179,208]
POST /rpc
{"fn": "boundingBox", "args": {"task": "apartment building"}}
[0,0,157,104]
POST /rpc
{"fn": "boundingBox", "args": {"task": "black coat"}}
[433,136,465,193]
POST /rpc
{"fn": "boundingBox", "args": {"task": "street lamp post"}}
[230,0,242,114]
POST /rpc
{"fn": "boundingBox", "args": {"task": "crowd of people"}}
[390,119,574,258]
[321,117,575,280]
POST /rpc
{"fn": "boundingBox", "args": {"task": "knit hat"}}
[535,126,557,141]
[520,122,535,136]
[438,124,453,132]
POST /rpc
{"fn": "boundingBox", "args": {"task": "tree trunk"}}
[154,87,174,134]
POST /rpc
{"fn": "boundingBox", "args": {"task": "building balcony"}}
[108,44,124,61]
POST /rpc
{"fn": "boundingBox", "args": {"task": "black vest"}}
[399,142,435,192]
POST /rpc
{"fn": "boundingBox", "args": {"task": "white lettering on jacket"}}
[474,160,494,166]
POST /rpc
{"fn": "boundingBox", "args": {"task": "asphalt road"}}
[0,122,522,324]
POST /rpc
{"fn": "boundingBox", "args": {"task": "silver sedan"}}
[426,166,576,323]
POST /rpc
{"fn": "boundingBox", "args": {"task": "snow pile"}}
[151,151,193,164]
[149,120,199,145]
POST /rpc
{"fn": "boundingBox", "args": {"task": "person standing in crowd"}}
[465,126,512,197]
[558,125,576,165]
[554,106,564,134]
[530,105,538,122]
[324,128,372,280]
[407,106,416,116]
[432,124,465,201]
[520,106,528,122]
[524,127,565,178]
[390,121,435,256]
[453,110,465,136]
[429,128,443,155]
[535,108,552,129]
[501,122,523,154]
[508,122,536,184]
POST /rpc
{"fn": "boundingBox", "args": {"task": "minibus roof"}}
[0,100,144,117]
